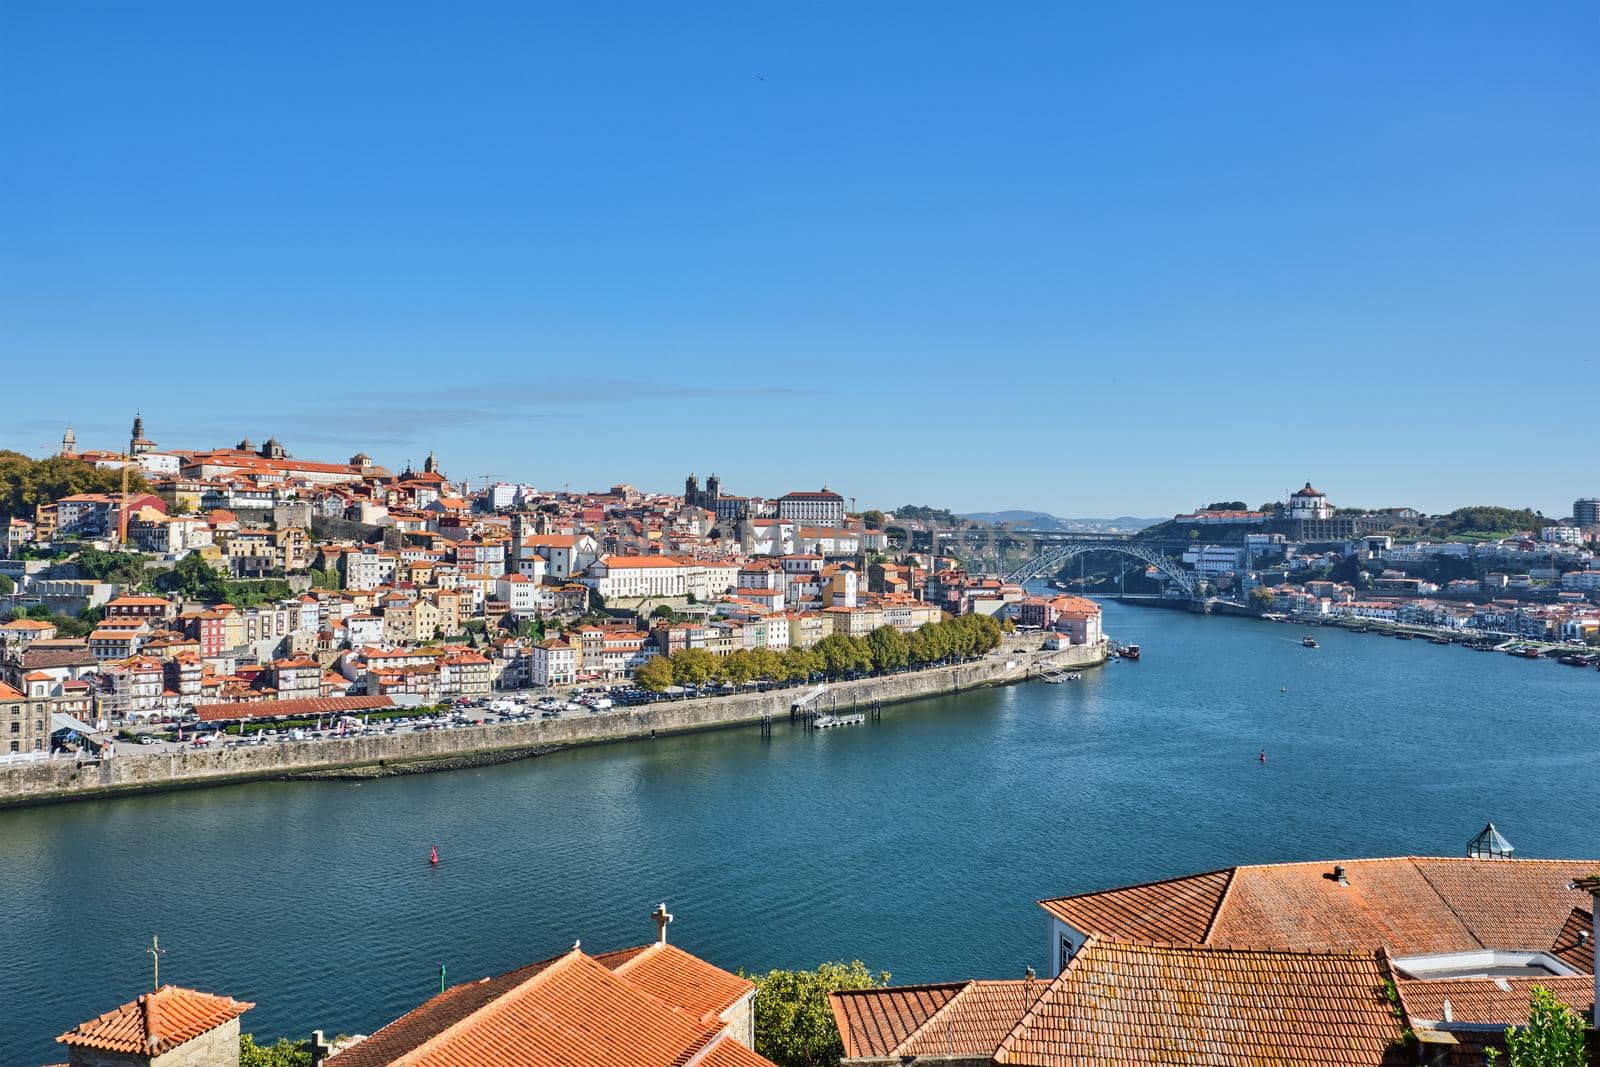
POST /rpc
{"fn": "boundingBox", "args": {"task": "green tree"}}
[748,647,785,682]
[1248,586,1276,611]
[157,553,230,602]
[651,604,676,621]
[239,1035,311,1067]
[723,649,759,688]
[634,656,675,692]
[781,647,822,682]
[815,633,871,678]
[866,625,909,672]
[670,648,723,687]
[860,509,885,529]
[76,547,149,586]
[0,450,150,519]
[744,961,889,1067]
[1487,985,1589,1067]
[0,574,12,595]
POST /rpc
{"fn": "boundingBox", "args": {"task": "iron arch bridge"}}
[1004,540,1196,597]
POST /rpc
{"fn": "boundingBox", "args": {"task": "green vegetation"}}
[893,504,961,524]
[634,615,1002,692]
[0,574,11,595]
[1203,500,1248,511]
[1416,507,1544,540]
[859,509,885,529]
[651,604,676,620]
[76,547,153,587]
[1,603,102,638]
[744,960,889,1067]
[0,450,150,519]
[307,567,342,590]
[154,554,292,606]
[1248,586,1276,610]
[239,1034,312,1067]
[1486,985,1589,1067]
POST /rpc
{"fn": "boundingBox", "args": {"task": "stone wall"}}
[1,643,1106,808]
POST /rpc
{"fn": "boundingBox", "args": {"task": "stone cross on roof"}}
[653,902,674,944]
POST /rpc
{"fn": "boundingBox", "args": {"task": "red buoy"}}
[1259,749,1267,764]
[430,845,439,865]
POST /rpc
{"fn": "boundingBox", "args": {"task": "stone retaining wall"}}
[0,642,1106,808]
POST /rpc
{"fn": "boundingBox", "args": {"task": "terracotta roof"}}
[1550,907,1595,973]
[609,942,754,1022]
[898,980,1046,1058]
[327,948,767,1067]
[698,1037,776,1067]
[1041,867,1232,944]
[1395,974,1594,1027]
[1042,857,1596,957]
[992,938,1407,1066]
[56,986,253,1056]
[329,944,769,1067]
[192,695,393,722]
[830,982,965,1058]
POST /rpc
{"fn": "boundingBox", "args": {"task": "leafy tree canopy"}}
[239,1034,311,1067]
[744,960,889,1067]
[0,450,151,519]
[1487,984,1588,1067]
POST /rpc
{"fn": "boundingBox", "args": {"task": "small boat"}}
[1301,637,1318,649]
[1429,637,1452,645]
[1118,644,1141,661]
[1394,633,1412,641]
[1556,654,1592,667]
[1509,647,1541,659]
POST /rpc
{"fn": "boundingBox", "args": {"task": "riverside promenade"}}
[0,639,1107,808]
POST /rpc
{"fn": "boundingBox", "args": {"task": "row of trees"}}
[632,614,1003,692]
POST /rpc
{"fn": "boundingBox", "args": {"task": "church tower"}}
[706,473,720,503]
[685,472,699,502]
[61,425,76,458]
[424,450,439,475]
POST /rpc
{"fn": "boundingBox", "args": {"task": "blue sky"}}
[2,2,1596,517]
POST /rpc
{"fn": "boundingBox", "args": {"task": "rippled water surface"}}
[4,599,1598,1064]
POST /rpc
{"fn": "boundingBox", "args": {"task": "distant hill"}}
[961,510,1163,532]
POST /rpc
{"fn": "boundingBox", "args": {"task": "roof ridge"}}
[1037,865,1235,906]
[1200,865,1236,943]
[1409,857,1488,951]
[890,980,978,1057]
[831,980,972,997]
[994,935,1099,1064]
[388,947,586,1066]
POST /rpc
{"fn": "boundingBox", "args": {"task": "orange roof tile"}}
[993,938,1407,1066]
[609,942,753,1023]
[1042,857,1596,958]
[327,947,770,1067]
[1395,974,1594,1028]
[830,983,965,1058]
[56,986,253,1056]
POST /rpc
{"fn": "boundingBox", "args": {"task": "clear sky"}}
[3,2,1596,518]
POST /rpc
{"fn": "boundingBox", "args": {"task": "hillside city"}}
[3,419,1599,762]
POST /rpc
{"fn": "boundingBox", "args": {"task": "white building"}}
[1182,544,1246,577]
[1285,482,1333,521]
[496,573,542,614]
[777,489,846,529]
[530,638,577,687]
[582,556,689,601]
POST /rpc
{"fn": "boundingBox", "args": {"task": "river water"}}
[4,598,1598,1064]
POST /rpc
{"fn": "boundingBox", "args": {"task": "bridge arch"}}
[1004,541,1196,597]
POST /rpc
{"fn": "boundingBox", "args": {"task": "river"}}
[3,598,1597,1064]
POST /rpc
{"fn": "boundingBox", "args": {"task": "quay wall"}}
[0,642,1106,808]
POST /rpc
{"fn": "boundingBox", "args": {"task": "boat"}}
[814,713,865,729]
[1394,633,1412,641]
[1117,644,1141,661]
[1556,654,1592,667]
[1301,637,1318,649]
[1429,637,1452,645]
[1509,647,1541,659]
